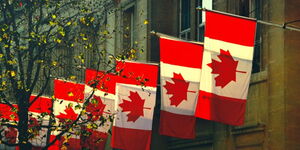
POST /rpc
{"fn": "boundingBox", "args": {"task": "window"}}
[196,0,212,42]
[179,0,191,40]
[251,0,262,73]
[240,0,262,73]
[123,6,135,51]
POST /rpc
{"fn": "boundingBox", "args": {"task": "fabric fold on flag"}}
[195,10,257,126]
[84,69,118,150]
[29,95,53,149]
[0,103,19,146]
[0,95,52,149]
[159,37,203,139]
[49,79,85,150]
[111,61,158,150]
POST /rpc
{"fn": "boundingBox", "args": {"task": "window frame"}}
[179,0,191,40]
[122,3,136,51]
[196,0,213,42]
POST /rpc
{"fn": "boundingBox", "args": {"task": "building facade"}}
[105,0,300,150]
[1,0,295,149]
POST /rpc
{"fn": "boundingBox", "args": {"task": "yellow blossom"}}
[66,21,72,26]
[80,17,86,24]
[10,71,16,77]
[3,33,8,39]
[55,39,61,43]
[69,75,76,80]
[51,61,57,66]
[87,124,93,129]
[144,19,149,24]
[82,37,88,41]
[36,60,44,63]
[103,30,108,35]
[90,17,95,22]
[7,60,16,65]
[68,92,74,97]
[49,21,57,26]
[59,31,65,37]
[19,46,27,50]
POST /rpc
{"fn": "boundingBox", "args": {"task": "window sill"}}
[168,136,213,149]
[231,122,265,135]
[250,70,268,85]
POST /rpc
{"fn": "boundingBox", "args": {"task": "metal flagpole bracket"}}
[150,30,204,45]
[196,6,205,11]
[196,6,300,32]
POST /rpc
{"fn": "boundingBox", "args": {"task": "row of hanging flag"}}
[0,9,256,150]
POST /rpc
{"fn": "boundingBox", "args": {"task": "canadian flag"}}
[49,79,85,150]
[0,103,18,147]
[195,10,257,126]
[28,95,53,149]
[159,37,203,139]
[0,95,52,149]
[84,69,118,150]
[0,103,18,121]
[111,61,158,150]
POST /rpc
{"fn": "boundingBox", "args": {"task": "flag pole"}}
[150,30,204,45]
[196,7,300,32]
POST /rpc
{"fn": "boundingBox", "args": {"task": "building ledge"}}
[231,122,265,135]
[250,70,268,85]
[168,136,213,149]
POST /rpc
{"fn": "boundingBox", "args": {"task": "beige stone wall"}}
[284,0,300,149]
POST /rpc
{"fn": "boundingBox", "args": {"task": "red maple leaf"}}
[207,49,246,88]
[80,128,107,150]
[164,73,193,107]
[86,96,106,121]
[28,117,39,128]
[119,91,150,122]
[4,127,17,144]
[56,106,78,122]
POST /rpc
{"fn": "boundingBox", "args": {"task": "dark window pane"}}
[181,0,190,30]
[123,7,134,50]
[252,0,262,73]
[240,0,249,17]
[197,0,202,24]
[187,32,191,40]
[198,26,204,42]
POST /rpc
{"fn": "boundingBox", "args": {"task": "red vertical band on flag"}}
[80,129,108,150]
[29,95,53,114]
[111,126,152,150]
[49,135,81,150]
[54,79,85,102]
[159,110,196,139]
[160,38,203,69]
[0,104,18,121]
[195,91,246,126]
[116,61,159,87]
[205,10,256,46]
